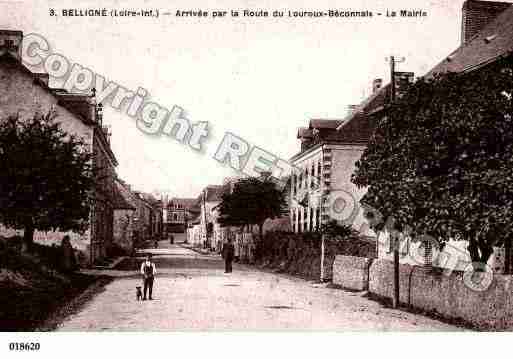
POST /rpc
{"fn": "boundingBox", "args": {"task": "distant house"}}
[0,30,118,265]
[163,198,197,235]
[198,185,227,251]
[187,213,202,246]
[139,193,163,241]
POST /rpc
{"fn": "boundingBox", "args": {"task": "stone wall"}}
[367,259,513,330]
[333,255,373,290]
[368,259,415,304]
[376,229,505,274]
[112,209,135,255]
[258,231,376,281]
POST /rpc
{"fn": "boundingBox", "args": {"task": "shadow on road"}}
[115,255,225,271]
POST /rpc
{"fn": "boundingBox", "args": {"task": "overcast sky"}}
[1,0,467,197]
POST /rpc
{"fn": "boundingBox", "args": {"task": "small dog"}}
[136,286,142,301]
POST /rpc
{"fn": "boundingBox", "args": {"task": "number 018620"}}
[9,342,40,351]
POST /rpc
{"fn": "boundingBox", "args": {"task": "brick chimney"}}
[0,30,23,61]
[372,78,383,94]
[461,0,511,45]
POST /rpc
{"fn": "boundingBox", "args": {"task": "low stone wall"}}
[367,259,513,330]
[409,270,513,330]
[368,259,415,304]
[333,255,373,291]
[257,231,377,281]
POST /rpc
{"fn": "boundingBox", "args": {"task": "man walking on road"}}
[222,238,235,273]
[140,254,157,300]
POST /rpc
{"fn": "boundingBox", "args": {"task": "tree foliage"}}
[217,176,287,240]
[352,54,513,264]
[0,113,94,249]
[321,220,352,240]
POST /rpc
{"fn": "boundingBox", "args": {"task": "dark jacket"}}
[222,242,235,260]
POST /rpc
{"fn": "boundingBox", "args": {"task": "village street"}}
[55,238,461,331]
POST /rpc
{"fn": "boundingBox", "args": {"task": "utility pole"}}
[387,55,405,309]
[320,232,326,282]
[203,189,208,249]
[184,209,189,244]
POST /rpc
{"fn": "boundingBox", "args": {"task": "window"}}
[292,210,296,232]
[297,208,303,232]
[4,39,14,48]
[311,163,316,189]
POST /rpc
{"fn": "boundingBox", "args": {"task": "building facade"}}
[0,30,118,265]
[290,117,377,237]
[112,179,137,255]
[163,198,196,236]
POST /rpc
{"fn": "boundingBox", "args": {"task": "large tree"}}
[217,175,287,242]
[0,113,94,250]
[352,54,513,267]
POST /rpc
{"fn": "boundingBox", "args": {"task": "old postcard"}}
[1,0,513,356]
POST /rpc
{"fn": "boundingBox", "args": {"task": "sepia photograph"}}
[1,0,513,356]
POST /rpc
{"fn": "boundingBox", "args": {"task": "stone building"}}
[162,198,197,236]
[112,179,136,255]
[130,192,152,247]
[198,185,226,251]
[291,114,378,236]
[139,193,163,241]
[0,30,118,265]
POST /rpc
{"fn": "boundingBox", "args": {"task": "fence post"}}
[320,233,326,282]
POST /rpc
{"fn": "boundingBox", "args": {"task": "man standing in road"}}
[140,253,156,300]
[222,238,235,273]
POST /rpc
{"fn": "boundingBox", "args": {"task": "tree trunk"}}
[23,223,35,253]
[505,236,511,274]
[468,235,493,270]
[257,223,264,261]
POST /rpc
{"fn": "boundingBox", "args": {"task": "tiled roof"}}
[0,29,22,35]
[56,93,96,125]
[205,185,227,202]
[427,3,513,76]
[297,127,313,139]
[309,119,344,129]
[0,51,118,166]
[167,198,197,209]
[113,183,136,210]
[331,112,376,143]
[293,117,369,160]
[296,1,513,159]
